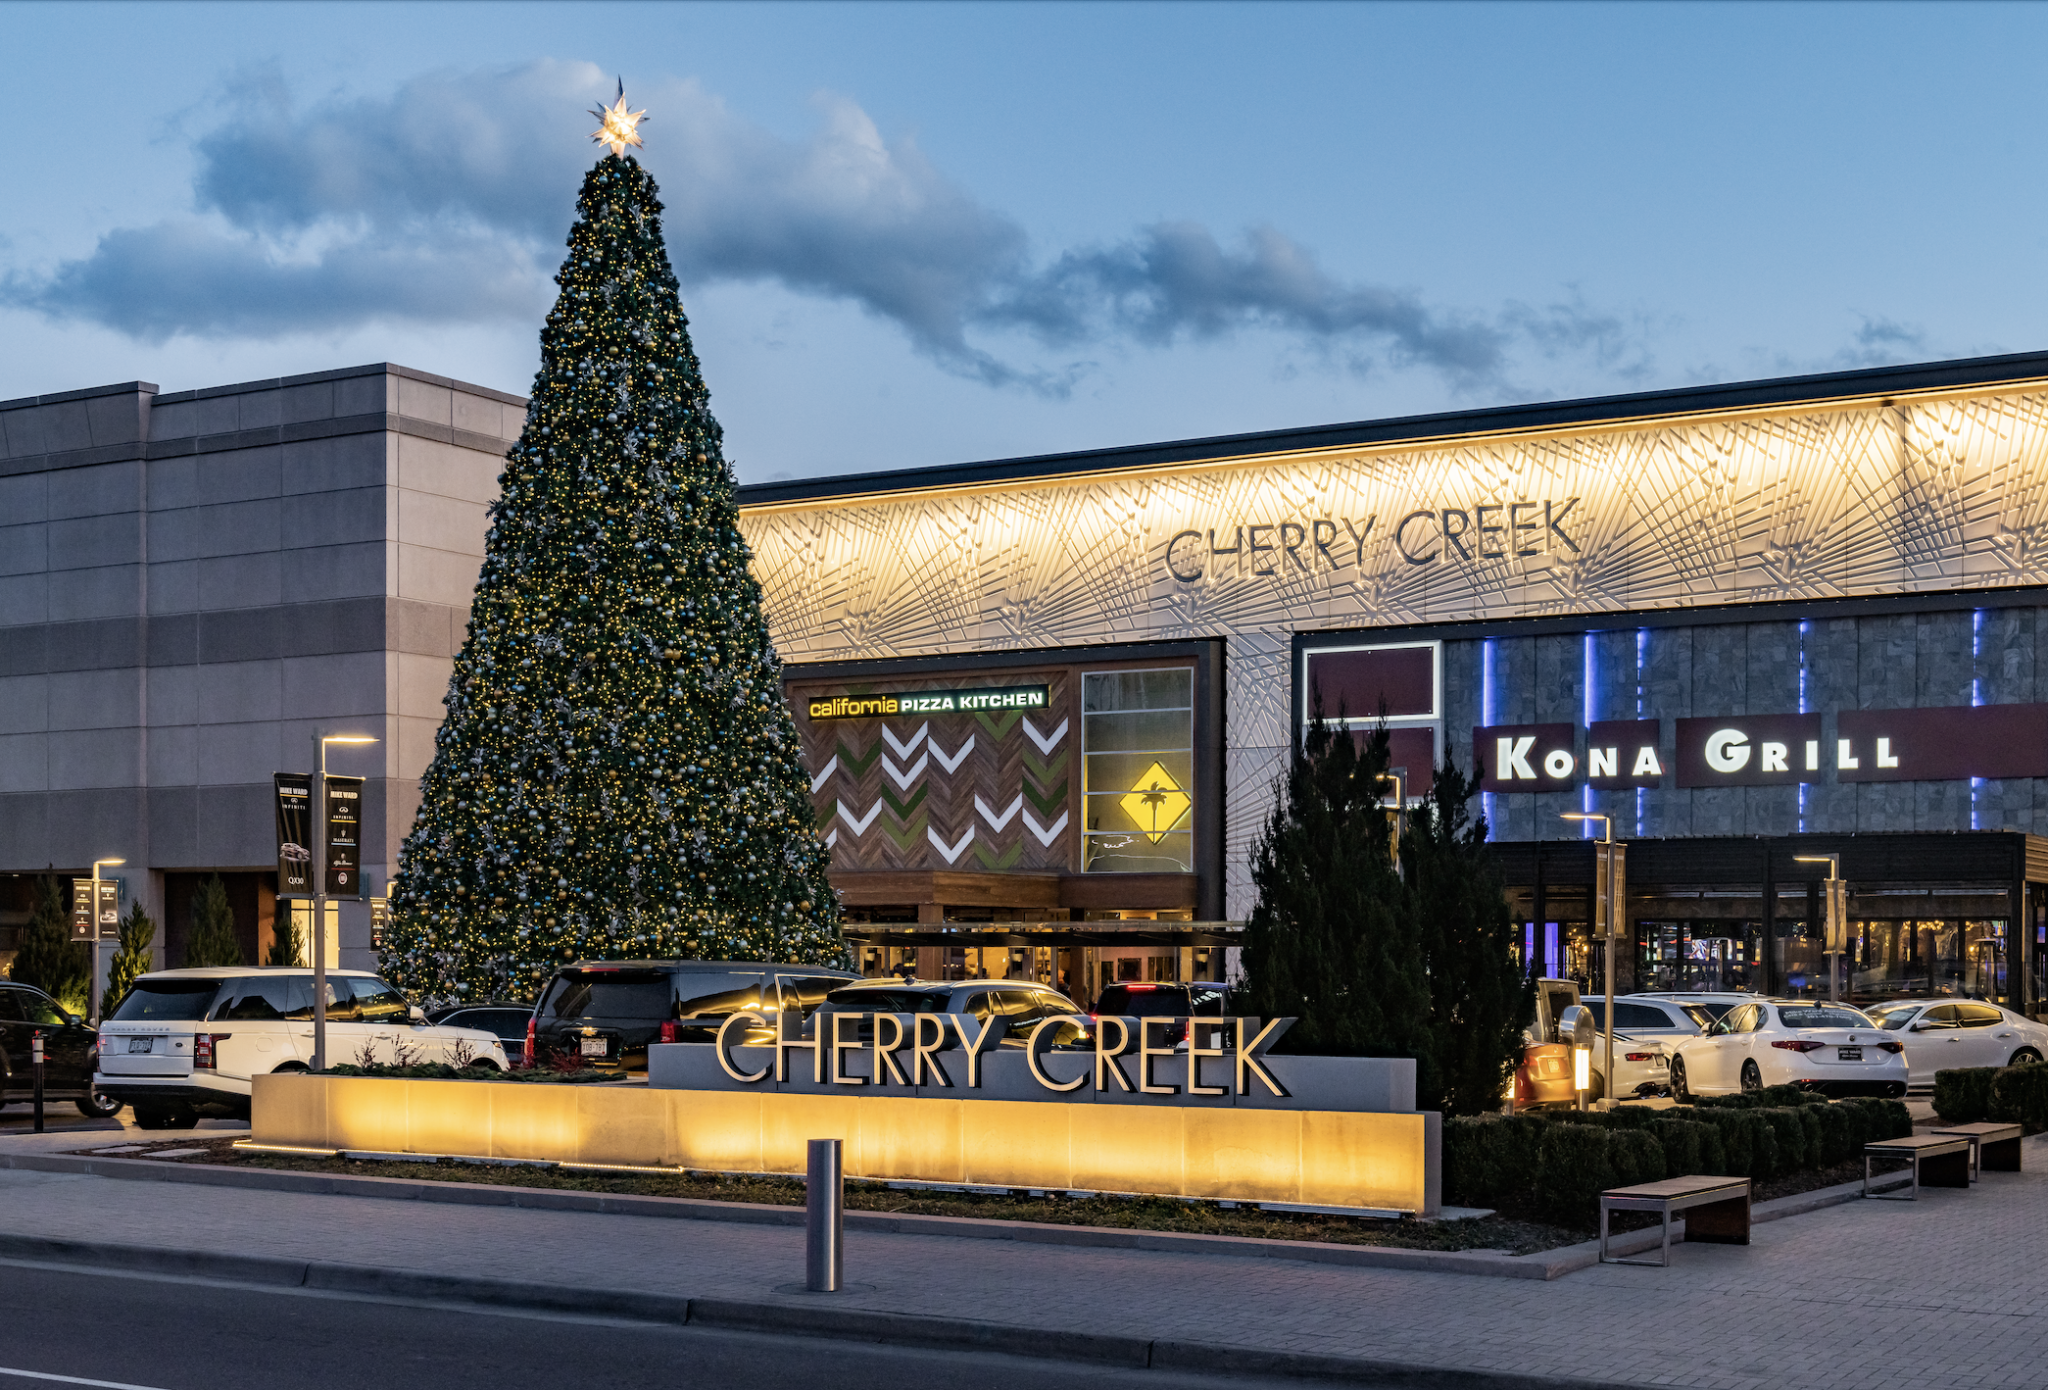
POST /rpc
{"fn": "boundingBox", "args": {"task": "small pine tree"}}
[1403,752,1534,1115]
[10,875,88,1001]
[182,876,244,968]
[266,908,304,968]
[1241,710,1432,1067]
[386,147,841,1002]
[105,900,158,1008]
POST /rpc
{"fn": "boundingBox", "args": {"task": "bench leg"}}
[1599,1202,1610,1263]
[1661,1208,1672,1267]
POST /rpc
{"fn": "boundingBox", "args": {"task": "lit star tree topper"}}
[590,78,647,156]
[382,88,845,1002]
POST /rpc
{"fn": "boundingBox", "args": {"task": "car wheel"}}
[1740,1060,1763,1094]
[74,1088,122,1119]
[2010,1048,2043,1067]
[1670,1056,1692,1104]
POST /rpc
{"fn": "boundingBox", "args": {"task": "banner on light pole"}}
[70,881,93,942]
[323,776,365,899]
[96,880,119,940]
[275,773,313,898]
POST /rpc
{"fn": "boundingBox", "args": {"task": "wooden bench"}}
[1864,1134,1972,1199]
[1928,1121,2025,1181]
[1599,1175,1751,1267]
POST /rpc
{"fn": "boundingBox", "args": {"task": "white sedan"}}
[1863,999,2048,1087]
[1669,999,1906,1100]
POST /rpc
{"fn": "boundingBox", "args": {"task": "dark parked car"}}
[1092,982,1237,1045]
[808,979,1091,1049]
[0,982,120,1118]
[428,1001,535,1052]
[529,961,860,1072]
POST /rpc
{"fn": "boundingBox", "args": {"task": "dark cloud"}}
[1835,314,1930,368]
[2,59,1645,393]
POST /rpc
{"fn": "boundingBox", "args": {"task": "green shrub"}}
[1933,1067,1998,1123]
[1685,1107,1757,1176]
[1535,1121,1618,1225]
[1989,1063,2048,1134]
[1648,1117,1725,1177]
[1443,1114,1544,1210]
[1608,1128,1667,1189]
[1751,1107,1806,1174]
[1810,1102,1852,1166]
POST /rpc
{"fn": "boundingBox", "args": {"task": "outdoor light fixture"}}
[311,733,379,1071]
[1383,772,1406,870]
[1794,854,1845,1002]
[1560,812,1618,1108]
[88,857,125,1025]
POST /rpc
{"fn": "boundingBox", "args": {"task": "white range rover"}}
[95,967,507,1129]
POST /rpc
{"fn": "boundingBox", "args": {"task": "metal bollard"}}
[32,1033,45,1134]
[805,1138,843,1292]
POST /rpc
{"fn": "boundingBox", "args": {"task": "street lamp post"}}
[1383,772,1406,873]
[88,857,125,1025]
[1794,854,1844,1003]
[311,732,377,1071]
[1561,812,1616,1109]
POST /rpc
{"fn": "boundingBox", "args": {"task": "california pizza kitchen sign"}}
[712,1009,1296,1098]
[1477,703,2048,792]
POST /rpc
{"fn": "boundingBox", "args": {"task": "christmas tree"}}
[1240,709,1432,1070]
[1401,754,1533,1115]
[385,104,842,1003]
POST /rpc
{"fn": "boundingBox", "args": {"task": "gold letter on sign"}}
[776,1007,822,1084]
[912,1013,953,1087]
[1026,1017,1085,1092]
[715,1011,769,1083]
[1095,1015,1136,1092]
[1185,1019,1227,1097]
[1138,1017,1179,1095]
[830,1011,868,1085]
[1235,1017,1295,1097]
[872,1012,911,1086]
[950,1012,1008,1087]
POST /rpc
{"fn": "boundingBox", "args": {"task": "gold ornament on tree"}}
[590,78,647,155]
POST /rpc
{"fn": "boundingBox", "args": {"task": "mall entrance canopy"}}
[1494,831,2048,1018]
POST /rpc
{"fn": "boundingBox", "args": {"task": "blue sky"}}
[2,2,2043,481]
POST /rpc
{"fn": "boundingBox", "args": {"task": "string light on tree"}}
[382,86,843,1002]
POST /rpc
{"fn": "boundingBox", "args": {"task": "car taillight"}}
[1771,1039,1826,1052]
[659,1021,679,1044]
[194,1033,230,1069]
[1625,1052,1657,1062]
[524,1016,537,1065]
[1877,1040,1904,1053]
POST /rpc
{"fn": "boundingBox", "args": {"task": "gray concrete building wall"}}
[0,364,521,972]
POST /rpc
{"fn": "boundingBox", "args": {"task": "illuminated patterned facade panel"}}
[741,378,2048,916]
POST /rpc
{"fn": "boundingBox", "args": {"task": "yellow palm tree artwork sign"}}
[1118,762,1192,842]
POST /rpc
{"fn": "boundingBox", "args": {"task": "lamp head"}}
[323,735,378,746]
[93,857,125,868]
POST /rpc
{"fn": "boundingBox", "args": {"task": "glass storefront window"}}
[1082,668,1194,872]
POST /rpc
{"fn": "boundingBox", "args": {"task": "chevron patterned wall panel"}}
[790,670,1077,874]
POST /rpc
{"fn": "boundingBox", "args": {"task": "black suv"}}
[530,960,860,1072]
[1092,982,1237,1045]
[0,982,121,1118]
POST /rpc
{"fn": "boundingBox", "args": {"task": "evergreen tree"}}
[265,908,303,968]
[1241,710,1432,1068]
[10,875,87,1001]
[386,148,841,1003]
[182,875,244,968]
[1403,752,1534,1116]
[105,900,158,1008]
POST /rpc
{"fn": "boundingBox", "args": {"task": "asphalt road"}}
[0,1259,1359,1390]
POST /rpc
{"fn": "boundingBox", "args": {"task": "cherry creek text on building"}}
[1162,499,1581,581]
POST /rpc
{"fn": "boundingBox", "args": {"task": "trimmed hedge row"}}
[1930,1063,2048,1132]
[1445,1096,1912,1225]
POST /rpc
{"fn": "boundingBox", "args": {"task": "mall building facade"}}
[10,351,2048,1015]
[741,352,2048,1014]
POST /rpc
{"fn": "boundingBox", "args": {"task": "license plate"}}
[579,1038,607,1058]
[126,1038,153,1054]
[1839,1047,1862,1061]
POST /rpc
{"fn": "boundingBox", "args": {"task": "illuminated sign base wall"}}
[252,1070,1440,1216]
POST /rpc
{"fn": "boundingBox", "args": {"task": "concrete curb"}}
[0,1229,1634,1389]
[0,1150,1687,1278]
[0,1149,1868,1281]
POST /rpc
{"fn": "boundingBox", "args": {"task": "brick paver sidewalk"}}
[0,1133,2042,1389]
